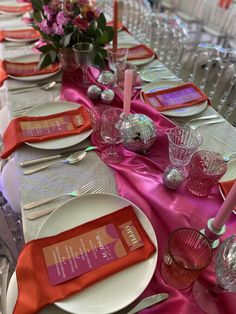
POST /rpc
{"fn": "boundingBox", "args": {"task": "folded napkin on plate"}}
[218,179,235,198]
[0,106,91,159]
[13,205,155,314]
[0,3,32,13]
[127,45,154,61]
[0,28,40,42]
[0,60,60,86]
[141,82,210,111]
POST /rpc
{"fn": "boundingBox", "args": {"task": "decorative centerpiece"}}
[120,69,158,153]
[31,0,114,69]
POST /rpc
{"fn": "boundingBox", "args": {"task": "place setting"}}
[0,1,32,16]
[1,1,236,314]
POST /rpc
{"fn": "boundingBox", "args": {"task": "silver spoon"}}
[10,81,58,94]
[23,151,87,175]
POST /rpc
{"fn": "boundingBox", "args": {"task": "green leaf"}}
[38,53,53,69]
[89,20,97,32]
[49,50,57,64]
[97,13,106,29]
[31,0,43,11]
[37,44,55,53]
[59,32,73,47]
[95,32,110,45]
[93,52,105,69]
[33,11,42,23]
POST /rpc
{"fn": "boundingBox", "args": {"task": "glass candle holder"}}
[161,228,212,290]
[186,150,227,197]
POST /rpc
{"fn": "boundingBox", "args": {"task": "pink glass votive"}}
[161,228,212,290]
[186,150,227,197]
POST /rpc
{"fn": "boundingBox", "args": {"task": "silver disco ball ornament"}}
[97,71,115,86]
[163,165,184,190]
[87,84,102,100]
[101,89,115,104]
[120,113,158,152]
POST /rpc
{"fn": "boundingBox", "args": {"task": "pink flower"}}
[38,19,53,35]
[42,5,54,19]
[56,11,69,26]
[73,16,89,31]
[52,22,65,36]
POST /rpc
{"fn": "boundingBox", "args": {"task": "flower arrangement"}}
[31,0,114,68]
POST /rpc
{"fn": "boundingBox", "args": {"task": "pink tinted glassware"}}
[193,235,236,314]
[101,107,124,163]
[186,150,227,197]
[161,228,212,290]
[116,62,138,90]
[167,126,203,169]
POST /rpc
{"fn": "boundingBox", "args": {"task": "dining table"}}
[1,9,236,314]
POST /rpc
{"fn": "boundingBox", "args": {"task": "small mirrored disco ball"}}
[120,113,158,153]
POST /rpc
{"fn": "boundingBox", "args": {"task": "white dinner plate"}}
[7,54,61,82]
[141,81,208,117]
[35,193,158,314]
[23,101,93,150]
[118,43,155,66]
[4,26,40,43]
[0,1,30,16]
[128,54,155,66]
[218,159,236,214]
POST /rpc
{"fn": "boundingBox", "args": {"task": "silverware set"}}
[185,114,225,129]
[25,182,105,220]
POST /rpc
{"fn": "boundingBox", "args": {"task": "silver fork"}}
[189,118,225,129]
[26,186,105,220]
[23,181,94,210]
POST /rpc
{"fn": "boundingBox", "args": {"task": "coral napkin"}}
[0,106,91,159]
[13,205,155,314]
[127,45,154,61]
[0,28,40,42]
[0,61,60,86]
[0,3,32,13]
[141,82,210,111]
[218,179,235,198]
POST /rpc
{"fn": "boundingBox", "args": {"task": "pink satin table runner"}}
[60,69,236,314]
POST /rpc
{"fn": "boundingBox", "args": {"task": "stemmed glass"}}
[193,235,236,314]
[101,107,124,164]
[166,126,203,177]
[106,47,128,85]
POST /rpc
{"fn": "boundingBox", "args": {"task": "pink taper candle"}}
[213,180,236,230]
[123,69,133,115]
[113,0,118,52]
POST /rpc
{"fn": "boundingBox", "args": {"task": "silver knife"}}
[19,146,97,167]
[126,293,169,314]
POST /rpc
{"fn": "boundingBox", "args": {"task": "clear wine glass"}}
[193,235,236,314]
[101,107,124,164]
[106,47,128,86]
[166,126,203,177]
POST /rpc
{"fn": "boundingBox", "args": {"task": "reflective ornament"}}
[120,113,157,152]
[97,71,115,86]
[163,165,184,190]
[87,85,102,100]
[101,89,115,104]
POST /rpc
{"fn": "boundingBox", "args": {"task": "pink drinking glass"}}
[186,150,227,197]
[161,228,212,290]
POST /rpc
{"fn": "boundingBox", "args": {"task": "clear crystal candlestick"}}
[193,235,236,314]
